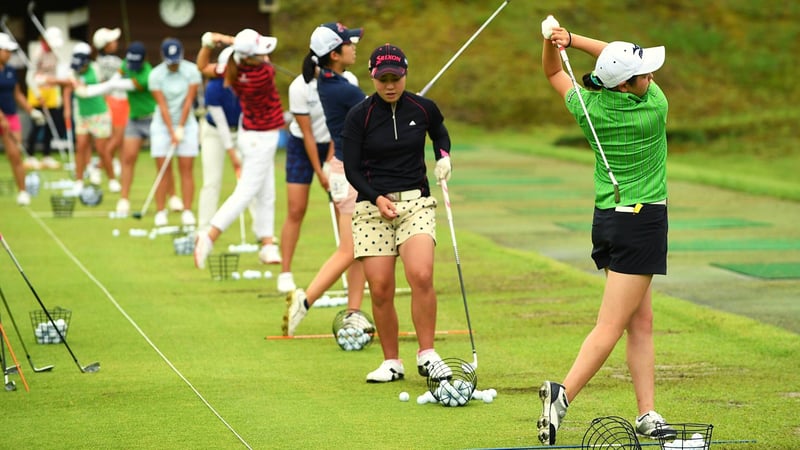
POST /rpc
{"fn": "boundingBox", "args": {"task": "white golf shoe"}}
[366,360,405,383]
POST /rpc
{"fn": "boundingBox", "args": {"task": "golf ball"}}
[483,394,493,403]
[399,391,409,402]
[112,229,120,237]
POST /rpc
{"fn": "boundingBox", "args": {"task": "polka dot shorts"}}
[352,196,437,258]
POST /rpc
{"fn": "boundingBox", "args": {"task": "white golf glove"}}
[29,109,46,126]
[434,157,452,184]
[328,172,349,202]
[541,15,560,39]
[173,126,185,143]
[201,31,215,49]
[322,161,331,179]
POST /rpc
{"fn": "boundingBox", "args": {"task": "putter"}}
[132,146,175,219]
[418,0,511,96]
[556,41,621,203]
[439,179,478,369]
[0,233,99,373]
[0,286,53,372]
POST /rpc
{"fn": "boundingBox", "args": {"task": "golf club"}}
[418,0,511,97]
[132,145,175,220]
[327,192,348,289]
[270,63,298,80]
[438,179,477,369]
[556,41,621,203]
[0,322,29,391]
[0,285,54,372]
[0,233,100,373]
[27,3,48,39]
[1,324,14,391]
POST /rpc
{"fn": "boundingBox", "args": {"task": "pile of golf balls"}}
[664,434,706,450]
[434,379,474,407]
[416,387,497,405]
[33,319,68,344]
[335,327,371,351]
[312,295,348,308]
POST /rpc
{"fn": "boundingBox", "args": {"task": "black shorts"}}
[590,204,668,275]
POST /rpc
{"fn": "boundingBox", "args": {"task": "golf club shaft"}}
[439,179,478,368]
[135,145,175,218]
[27,3,49,41]
[0,323,29,391]
[557,46,621,203]
[418,0,511,97]
[0,233,99,373]
[0,285,53,372]
[327,192,348,289]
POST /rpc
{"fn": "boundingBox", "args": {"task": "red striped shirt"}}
[233,63,285,131]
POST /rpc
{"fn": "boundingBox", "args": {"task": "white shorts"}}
[150,120,199,158]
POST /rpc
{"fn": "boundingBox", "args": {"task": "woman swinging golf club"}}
[536,16,675,445]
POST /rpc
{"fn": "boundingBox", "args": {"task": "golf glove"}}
[434,157,451,183]
[174,126,185,143]
[29,109,46,126]
[201,31,216,49]
[541,15,560,39]
[322,161,331,179]
[329,172,349,202]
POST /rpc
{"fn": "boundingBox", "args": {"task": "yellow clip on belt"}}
[614,199,667,214]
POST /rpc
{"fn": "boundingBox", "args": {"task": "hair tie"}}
[590,73,603,87]
[311,55,319,65]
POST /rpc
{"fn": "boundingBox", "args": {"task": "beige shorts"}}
[352,196,437,258]
[75,111,112,138]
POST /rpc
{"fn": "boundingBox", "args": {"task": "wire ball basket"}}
[658,423,713,450]
[50,195,76,218]
[208,253,240,280]
[582,416,641,450]
[29,307,72,344]
[331,308,375,351]
[426,357,478,407]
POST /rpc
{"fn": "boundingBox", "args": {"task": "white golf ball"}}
[486,388,497,398]
[231,271,241,280]
[263,270,272,279]
[112,229,120,237]
[482,394,493,403]
[398,391,409,402]
[416,394,428,405]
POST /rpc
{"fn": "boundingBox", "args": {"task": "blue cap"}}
[161,38,183,65]
[125,41,146,71]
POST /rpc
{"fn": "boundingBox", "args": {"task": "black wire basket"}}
[50,195,76,218]
[426,357,478,407]
[582,416,641,449]
[29,307,72,344]
[657,423,713,450]
[331,309,375,351]
[208,253,240,280]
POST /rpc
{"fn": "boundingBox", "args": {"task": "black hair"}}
[581,72,603,91]
[316,43,344,69]
[301,51,317,83]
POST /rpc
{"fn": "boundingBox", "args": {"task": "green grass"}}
[1,151,799,449]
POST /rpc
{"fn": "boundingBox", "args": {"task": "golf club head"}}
[4,380,15,391]
[81,362,100,373]
[5,365,18,374]
[131,212,143,219]
[34,364,54,372]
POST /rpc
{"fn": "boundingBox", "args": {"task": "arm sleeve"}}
[425,99,451,159]
[207,105,235,150]
[343,105,379,204]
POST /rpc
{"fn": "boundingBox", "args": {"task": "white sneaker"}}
[277,272,296,293]
[88,167,102,185]
[108,179,121,193]
[116,198,130,216]
[168,195,183,212]
[154,210,168,227]
[24,157,41,170]
[194,231,214,269]
[366,360,405,383]
[181,210,196,226]
[417,349,451,378]
[41,156,61,170]
[16,191,31,206]
[258,244,281,264]
[538,381,569,445]
[282,289,308,336]
[635,411,677,439]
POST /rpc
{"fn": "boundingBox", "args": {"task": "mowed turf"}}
[0,148,799,449]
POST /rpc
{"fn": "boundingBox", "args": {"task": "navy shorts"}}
[591,204,668,275]
[285,134,329,184]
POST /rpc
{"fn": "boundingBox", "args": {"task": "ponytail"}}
[302,51,317,83]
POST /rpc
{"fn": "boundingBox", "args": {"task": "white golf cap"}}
[215,46,234,75]
[0,32,19,52]
[309,22,363,58]
[233,28,277,58]
[44,26,64,49]
[594,41,665,89]
[92,27,121,50]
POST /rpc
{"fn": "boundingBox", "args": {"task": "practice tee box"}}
[711,262,800,279]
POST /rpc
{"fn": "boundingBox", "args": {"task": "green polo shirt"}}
[566,82,668,209]
[122,61,156,120]
[75,64,108,117]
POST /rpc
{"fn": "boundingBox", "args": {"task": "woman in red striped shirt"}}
[194,28,285,269]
